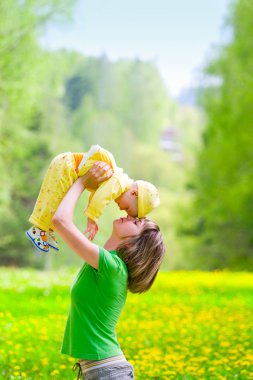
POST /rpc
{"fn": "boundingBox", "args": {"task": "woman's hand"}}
[78,161,113,191]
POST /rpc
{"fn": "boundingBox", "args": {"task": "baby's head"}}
[115,181,160,218]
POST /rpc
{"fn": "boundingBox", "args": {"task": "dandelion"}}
[50,369,60,375]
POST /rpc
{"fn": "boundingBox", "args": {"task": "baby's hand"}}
[84,218,98,240]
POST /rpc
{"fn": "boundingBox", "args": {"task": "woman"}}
[52,162,165,380]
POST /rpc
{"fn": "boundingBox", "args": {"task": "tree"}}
[185,0,253,270]
[0,0,77,266]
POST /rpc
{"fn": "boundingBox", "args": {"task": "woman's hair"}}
[117,219,165,294]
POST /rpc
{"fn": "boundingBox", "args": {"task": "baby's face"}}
[115,185,138,217]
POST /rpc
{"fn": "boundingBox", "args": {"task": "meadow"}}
[0,268,252,380]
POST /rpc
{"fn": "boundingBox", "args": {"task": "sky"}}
[41,0,232,97]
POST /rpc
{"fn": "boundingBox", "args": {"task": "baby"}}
[26,145,160,253]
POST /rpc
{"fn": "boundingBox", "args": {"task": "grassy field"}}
[0,268,252,380]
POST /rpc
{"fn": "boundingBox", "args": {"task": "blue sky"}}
[41,0,232,96]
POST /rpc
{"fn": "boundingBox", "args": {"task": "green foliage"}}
[62,55,169,152]
[183,0,253,269]
[0,0,77,266]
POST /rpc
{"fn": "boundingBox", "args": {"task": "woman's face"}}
[113,215,143,240]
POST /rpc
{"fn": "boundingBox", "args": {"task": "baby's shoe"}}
[26,226,49,253]
[47,231,59,251]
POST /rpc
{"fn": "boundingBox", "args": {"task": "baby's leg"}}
[29,152,78,231]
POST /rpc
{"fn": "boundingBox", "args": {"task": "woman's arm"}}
[52,163,112,269]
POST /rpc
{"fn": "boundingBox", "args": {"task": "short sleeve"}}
[97,247,127,279]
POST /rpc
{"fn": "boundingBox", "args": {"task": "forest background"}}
[0,0,252,271]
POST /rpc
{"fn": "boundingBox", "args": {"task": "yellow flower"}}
[220,341,230,347]
[50,369,60,375]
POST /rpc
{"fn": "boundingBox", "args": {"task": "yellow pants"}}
[29,153,78,231]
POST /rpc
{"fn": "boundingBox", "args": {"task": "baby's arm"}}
[84,217,98,241]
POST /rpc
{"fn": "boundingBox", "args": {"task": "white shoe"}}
[47,231,59,251]
[26,226,49,253]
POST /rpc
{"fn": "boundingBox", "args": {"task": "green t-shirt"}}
[61,247,128,360]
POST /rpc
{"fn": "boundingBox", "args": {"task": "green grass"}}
[0,268,252,379]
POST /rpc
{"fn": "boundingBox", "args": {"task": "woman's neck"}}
[104,234,121,251]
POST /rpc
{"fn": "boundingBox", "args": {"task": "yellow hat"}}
[137,180,160,218]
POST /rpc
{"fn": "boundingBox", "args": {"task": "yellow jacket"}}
[85,171,133,222]
[76,145,133,222]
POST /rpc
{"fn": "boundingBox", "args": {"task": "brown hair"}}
[117,219,165,294]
